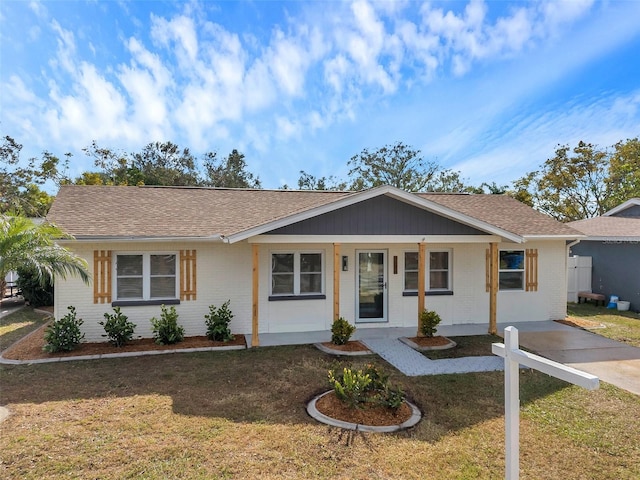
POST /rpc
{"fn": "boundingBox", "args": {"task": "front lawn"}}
[567,302,640,347]
[0,306,50,352]
[1,308,639,479]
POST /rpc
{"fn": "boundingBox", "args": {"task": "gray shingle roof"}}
[569,216,640,239]
[47,185,580,240]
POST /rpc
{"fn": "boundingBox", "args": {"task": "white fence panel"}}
[567,256,592,302]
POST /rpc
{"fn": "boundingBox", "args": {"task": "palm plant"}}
[0,215,90,295]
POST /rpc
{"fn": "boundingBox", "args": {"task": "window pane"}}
[300,273,322,293]
[404,272,418,290]
[500,251,524,270]
[430,252,448,270]
[117,278,143,298]
[499,272,524,290]
[300,253,322,273]
[150,277,175,298]
[272,254,294,273]
[272,274,294,294]
[405,252,418,271]
[430,271,448,289]
[118,255,142,275]
[151,254,176,275]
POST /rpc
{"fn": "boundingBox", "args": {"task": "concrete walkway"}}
[362,337,503,376]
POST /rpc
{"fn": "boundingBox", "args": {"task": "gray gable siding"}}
[266,195,486,236]
[613,204,640,218]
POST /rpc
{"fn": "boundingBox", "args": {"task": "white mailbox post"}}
[492,326,599,480]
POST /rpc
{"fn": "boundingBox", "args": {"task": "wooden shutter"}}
[180,250,197,301]
[485,248,491,292]
[525,248,538,292]
[93,250,112,304]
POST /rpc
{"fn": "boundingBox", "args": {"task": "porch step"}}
[362,338,504,376]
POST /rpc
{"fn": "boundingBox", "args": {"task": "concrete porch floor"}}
[245,320,573,348]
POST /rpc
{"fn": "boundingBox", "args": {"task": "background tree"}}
[0,215,90,296]
[606,137,640,209]
[347,142,476,193]
[295,170,347,190]
[513,141,609,221]
[131,142,201,186]
[347,142,441,191]
[204,149,261,188]
[0,135,54,216]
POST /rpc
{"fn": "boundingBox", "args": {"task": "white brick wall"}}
[54,239,568,342]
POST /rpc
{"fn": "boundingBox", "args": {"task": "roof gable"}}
[604,198,640,218]
[266,194,486,236]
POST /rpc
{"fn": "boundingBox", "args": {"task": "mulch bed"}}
[2,321,246,361]
[555,317,605,330]
[315,390,413,426]
[319,340,370,352]
[406,336,452,347]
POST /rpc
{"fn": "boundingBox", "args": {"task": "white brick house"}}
[47,185,581,345]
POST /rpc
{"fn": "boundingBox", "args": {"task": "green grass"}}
[567,302,640,347]
[1,308,639,479]
[0,306,50,352]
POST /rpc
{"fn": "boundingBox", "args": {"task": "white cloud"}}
[150,14,198,63]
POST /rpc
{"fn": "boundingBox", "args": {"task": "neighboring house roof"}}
[603,198,640,217]
[47,184,581,243]
[569,198,640,241]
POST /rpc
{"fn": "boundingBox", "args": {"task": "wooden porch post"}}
[417,242,426,336]
[252,244,260,347]
[489,242,498,335]
[333,243,341,321]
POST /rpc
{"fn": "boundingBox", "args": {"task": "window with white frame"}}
[115,253,177,300]
[271,252,323,296]
[499,250,524,290]
[404,250,451,292]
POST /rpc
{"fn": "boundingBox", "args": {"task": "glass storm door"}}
[356,250,387,323]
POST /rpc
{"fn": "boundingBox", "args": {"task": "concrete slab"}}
[518,330,629,352]
[516,326,640,396]
[568,359,640,396]
[536,346,640,364]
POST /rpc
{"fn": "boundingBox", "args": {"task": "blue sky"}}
[2,0,639,190]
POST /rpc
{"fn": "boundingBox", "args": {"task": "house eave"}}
[523,234,586,241]
[577,236,640,242]
[246,234,505,244]
[56,235,225,244]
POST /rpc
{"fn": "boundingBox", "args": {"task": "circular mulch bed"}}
[308,390,421,432]
[1,321,246,361]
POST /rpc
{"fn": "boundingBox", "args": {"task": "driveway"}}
[510,322,640,396]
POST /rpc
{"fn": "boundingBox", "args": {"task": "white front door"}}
[356,250,387,323]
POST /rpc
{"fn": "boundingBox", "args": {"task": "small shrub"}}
[378,385,405,411]
[328,364,406,411]
[16,266,54,308]
[331,317,355,345]
[204,300,235,342]
[420,309,442,338]
[328,367,372,409]
[99,307,136,347]
[43,306,84,353]
[150,305,184,345]
[363,363,390,391]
